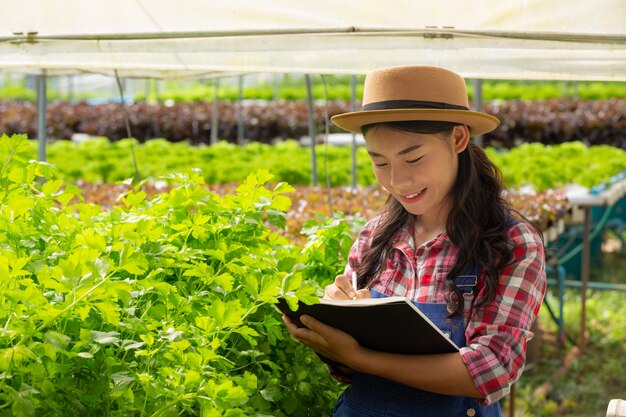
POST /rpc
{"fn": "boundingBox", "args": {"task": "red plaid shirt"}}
[345,214,546,405]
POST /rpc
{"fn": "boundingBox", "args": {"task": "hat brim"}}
[331,109,500,136]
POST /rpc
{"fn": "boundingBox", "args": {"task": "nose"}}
[389,165,413,190]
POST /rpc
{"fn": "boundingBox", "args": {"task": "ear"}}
[452,125,471,154]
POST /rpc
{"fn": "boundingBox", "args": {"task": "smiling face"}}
[365,124,470,226]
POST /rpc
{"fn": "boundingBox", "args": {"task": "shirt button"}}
[466,408,476,416]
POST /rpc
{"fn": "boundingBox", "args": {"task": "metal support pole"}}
[580,207,591,352]
[305,74,318,186]
[155,79,161,103]
[557,261,566,349]
[472,79,483,147]
[68,75,74,102]
[350,75,358,189]
[144,79,150,102]
[509,383,515,417]
[273,73,280,101]
[211,79,220,145]
[237,75,244,144]
[36,72,47,162]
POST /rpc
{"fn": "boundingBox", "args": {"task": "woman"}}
[283,65,546,416]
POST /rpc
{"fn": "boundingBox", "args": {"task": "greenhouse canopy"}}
[1,0,625,80]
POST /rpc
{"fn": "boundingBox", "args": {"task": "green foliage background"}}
[515,286,626,417]
[16,138,626,191]
[2,76,626,103]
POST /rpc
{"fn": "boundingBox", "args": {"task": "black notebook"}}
[276,296,459,357]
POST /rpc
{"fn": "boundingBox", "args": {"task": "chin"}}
[401,204,427,216]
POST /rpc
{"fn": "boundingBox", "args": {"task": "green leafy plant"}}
[485,142,626,190]
[300,212,365,284]
[0,134,342,416]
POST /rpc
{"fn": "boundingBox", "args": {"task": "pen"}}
[351,271,358,300]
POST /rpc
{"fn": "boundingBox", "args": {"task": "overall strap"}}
[453,212,518,294]
[446,263,483,315]
[452,263,483,295]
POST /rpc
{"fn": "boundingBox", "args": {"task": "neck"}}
[413,214,447,248]
[415,200,450,233]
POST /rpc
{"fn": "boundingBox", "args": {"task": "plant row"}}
[4,77,626,102]
[484,98,626,149]
[15,137,626,191]
[75,181,569,241]
[0,100,345,145]
[137,79,626,102]
[1,98,625,148]
[485,142,626,191]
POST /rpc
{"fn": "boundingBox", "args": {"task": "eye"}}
[371,157,388,168]
[406,156,423,164]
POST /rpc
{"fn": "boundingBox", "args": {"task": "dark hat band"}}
[362,99,469,111]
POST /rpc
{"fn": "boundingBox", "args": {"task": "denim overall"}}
[332,265,502,417]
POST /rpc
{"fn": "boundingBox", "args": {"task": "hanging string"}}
[319,74,333,215]
[113,69,142,185]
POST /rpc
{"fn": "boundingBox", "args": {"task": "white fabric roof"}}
[1,0,625,80]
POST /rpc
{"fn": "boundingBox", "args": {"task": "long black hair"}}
[356,120,537,314]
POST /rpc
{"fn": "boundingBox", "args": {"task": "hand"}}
[324,274,370,300]
[282,314,363,368]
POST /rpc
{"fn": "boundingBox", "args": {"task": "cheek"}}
[416,159,436,181]
[373,169,389,187]
[421,156,456,186]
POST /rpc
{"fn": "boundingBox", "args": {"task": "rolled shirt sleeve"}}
[460,222,546,405]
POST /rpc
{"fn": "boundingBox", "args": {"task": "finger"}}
[300,315,334,337]
[323,284,339,300]
[283,315,317,346]
[324,283,351,300]
[334,275,357,299]
[292,322,329,349]
[356,288,371,299]
[282,315,300,335]
[284,314,320,337]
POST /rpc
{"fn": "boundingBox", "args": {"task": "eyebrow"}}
[368,144,422,158]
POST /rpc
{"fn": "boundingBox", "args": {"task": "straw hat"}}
[331,65,499,136]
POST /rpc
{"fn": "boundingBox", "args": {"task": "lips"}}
[399,188,427,203]
[405,190,424,199]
